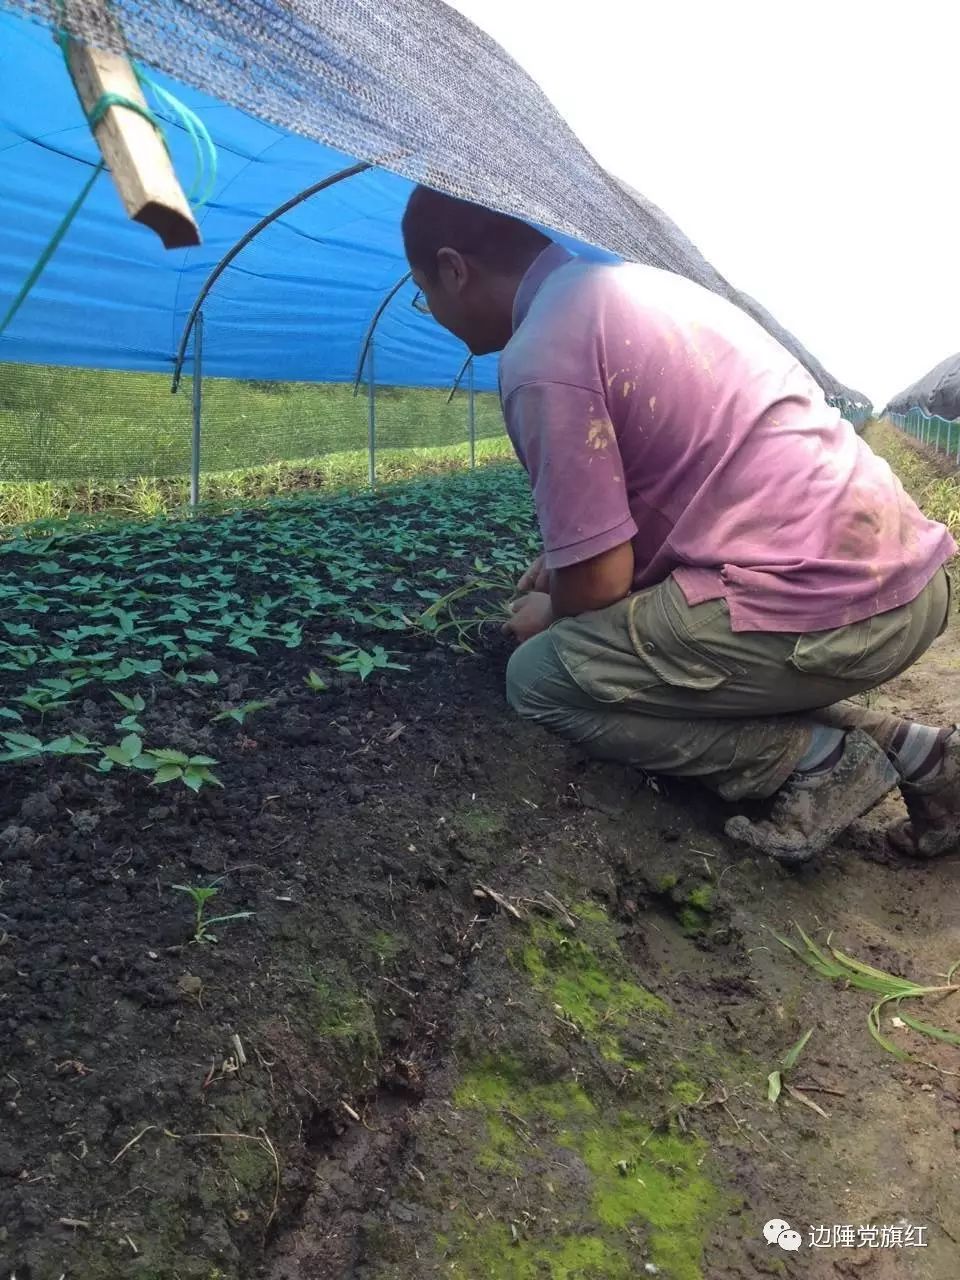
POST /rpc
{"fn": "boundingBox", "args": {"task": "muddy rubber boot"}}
[724,729,898,866]
[888,726,960,859]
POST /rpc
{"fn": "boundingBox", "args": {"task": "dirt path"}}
[258,626,960,1280]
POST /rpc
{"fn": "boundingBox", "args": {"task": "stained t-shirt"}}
[499,244,956,633]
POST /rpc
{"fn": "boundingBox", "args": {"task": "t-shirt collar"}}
[512,242,576,331]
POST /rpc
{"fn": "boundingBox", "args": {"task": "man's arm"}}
[550,540,635,617]
[503,540,635,645]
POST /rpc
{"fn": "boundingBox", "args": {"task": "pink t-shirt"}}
[499,245,956,633]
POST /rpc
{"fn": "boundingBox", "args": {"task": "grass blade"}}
[868,996,911,1061]
[829,947,918,994]
[782,1028,814,1071]
[897,1013,960,1047]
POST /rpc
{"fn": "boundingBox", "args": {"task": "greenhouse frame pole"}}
[367,339,376,489]
[171,161,372,393]
[467,358,476,469]
[190,311,204,509]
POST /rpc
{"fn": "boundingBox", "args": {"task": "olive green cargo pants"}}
[506,568,951,802]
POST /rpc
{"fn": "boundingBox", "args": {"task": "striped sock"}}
[887,721,949,785]
[793,726,846,788]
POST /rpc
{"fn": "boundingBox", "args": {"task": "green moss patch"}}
[448,1055,720,1280]
[514,902,667,1065]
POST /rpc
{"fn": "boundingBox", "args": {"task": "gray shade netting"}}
[886,354,960,421]
[5,0,862,407]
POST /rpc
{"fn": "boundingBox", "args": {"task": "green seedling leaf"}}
[212,701,270,726]
[0,708,23,723]
[152,763,184,784]
[182,765,223,791]
[767,1071,782,1103]
[173,884,219,907]
[45,734,97,757]
[304,670,328,691]
[228,634,259,655]
[111,691,146,713]
[2,731,46,750]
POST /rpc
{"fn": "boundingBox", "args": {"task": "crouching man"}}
[401,186,957,864]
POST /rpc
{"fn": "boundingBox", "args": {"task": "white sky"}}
[449,0,958,407]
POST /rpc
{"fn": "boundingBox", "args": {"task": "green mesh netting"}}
[0,361,507,482]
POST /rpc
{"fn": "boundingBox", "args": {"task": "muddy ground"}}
[2,487,959,1279]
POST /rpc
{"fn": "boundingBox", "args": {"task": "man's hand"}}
[517,553,550,594]
[502,591,554,645]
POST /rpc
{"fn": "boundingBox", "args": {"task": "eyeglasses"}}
[411,289,431,316]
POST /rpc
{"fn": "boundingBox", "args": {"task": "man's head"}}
[401,186,552,355]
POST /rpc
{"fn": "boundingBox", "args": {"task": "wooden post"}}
[62,4,200,249]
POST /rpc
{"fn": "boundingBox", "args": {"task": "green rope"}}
[86,89,166,135]
[0,160,104,337]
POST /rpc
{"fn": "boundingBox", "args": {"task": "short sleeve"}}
[503,380,638,569]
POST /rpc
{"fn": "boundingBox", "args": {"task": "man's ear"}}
[436,247,469,292]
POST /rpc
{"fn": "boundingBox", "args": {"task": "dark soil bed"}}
[2,472,959,1279]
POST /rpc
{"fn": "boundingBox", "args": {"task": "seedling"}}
[329,645,410,682]
[14,678,85,718]
[0,730,98,763]
[44,733,99,758]
[145,748,223,791]
[304,669,328,692]
[170,668,220,686]
[98,733,155,773]
[212,700,271,726]
[0,731,48,763]
[111,690,146,732]
[97,736,222,790]
[172,882,253,944]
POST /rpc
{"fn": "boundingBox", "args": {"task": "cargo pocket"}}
[626,582,736,693]
[788,606,911,683]
[550,597,651,705]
